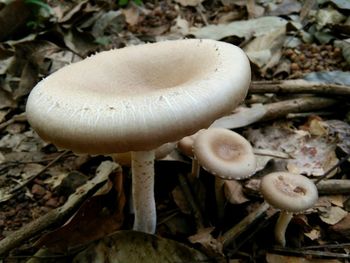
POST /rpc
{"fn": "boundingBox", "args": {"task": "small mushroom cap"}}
[193,128,256,180]
[260,172,318,213]
[177,132,199,158]
[26,39,250,154]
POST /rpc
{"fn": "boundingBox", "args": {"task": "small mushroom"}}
[26,39,251,234]
[192,128,256,220]
[177,132,200,180]
[260,172,318,247]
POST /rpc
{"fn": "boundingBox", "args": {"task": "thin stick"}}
[219,202,271,248]
[250,80,350,96]
[261,97,337,121]
[272,246,350,259]
[9,150,69,194]
[314,152,350,185]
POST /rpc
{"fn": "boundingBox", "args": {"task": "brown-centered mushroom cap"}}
[193,128,256,180]
[26,39,251,154]
[260,172,318,213]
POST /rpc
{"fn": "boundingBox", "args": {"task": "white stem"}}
[131,150,156,233]
[275,211,293,247]
[215,177,226,221]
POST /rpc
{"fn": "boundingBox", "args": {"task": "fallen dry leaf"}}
[318,206,348,225]
[224,180,249,205]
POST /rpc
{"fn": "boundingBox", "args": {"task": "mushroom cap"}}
[26,39,251,154]
[177,132,199,158]
[260,172,318,213]
[193,128,256,180]
[113,142,176,166]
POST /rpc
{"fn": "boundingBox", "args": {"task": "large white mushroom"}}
[26,39,251,234]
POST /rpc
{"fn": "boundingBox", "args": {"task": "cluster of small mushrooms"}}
[26,38,319,247]
[178,127,319,247]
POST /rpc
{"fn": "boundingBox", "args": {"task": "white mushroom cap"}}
[112,142,176,166]
[26,39,251,154]
[193,128,256,180]
[260,172,318,213]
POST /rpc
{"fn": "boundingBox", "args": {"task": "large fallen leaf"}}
[73,230,208,262]
[245,121,339,176]
[244,27,286,73]
[210,104,267,129]
[189,16,287,40]
[35,167,125,252]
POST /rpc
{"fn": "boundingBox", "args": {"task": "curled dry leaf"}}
[174,0,204,7]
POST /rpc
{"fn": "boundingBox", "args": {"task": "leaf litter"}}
[0,0,350,262]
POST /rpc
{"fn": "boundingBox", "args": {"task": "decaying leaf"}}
[318,206,348,225]
[224,180,249,205]
[245,121,339,177]
[73,230,208,262]
[189,16,287,41]
[188,227,224,257]
[174,0,204,7]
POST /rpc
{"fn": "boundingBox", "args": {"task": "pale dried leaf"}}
[210,104,267,129]
[318,206,348,225]
[304,228,321,241]
[122,5,140,26]
[174,0,204,7]
[190,16,287,40]
[188,227,223,256]
[224,180,249,205]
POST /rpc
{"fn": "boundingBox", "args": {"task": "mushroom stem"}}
[274,211,293,247]
[190,158,200,180]
[131,150,156,234]
[215,177,226,222]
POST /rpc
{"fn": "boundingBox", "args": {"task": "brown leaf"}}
[35,170,125,252]
[267,253,341,263]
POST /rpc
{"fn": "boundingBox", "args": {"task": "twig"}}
[316,179,350,194]
[314,152,350,185]
[0,112,26,131]
[261,97,337,121]
[0,161,119,256]
[219,202,271,249]
[250,80,350,96]
[9,150,69,194]
[178,173,205,230]
[272,246,350,259]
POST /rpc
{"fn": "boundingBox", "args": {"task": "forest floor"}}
[0,0,350,262]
